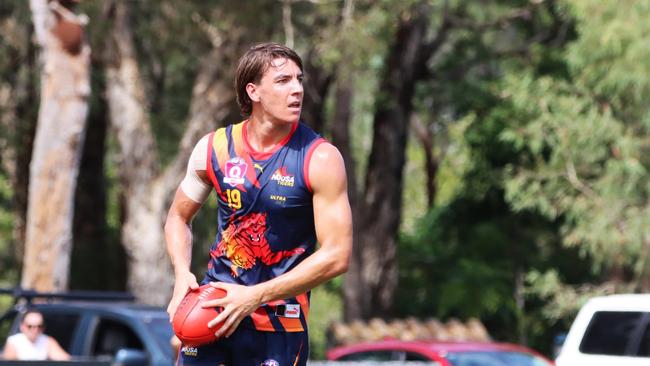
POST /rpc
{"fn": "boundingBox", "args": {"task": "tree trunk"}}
[344,2,444,319]
[71,68,127,291]
[515,267,527,345]
[412,115,438,208]
[332,83,356,204]
[301,50,332,134]
[104,0,236,305]
[104,0,169,304]
[22,0,90,292]
[331,0,358,209]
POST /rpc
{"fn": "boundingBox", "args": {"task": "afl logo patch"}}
[223,157,247,187]
[261,360,279,366]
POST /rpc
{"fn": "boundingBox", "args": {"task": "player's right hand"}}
[167,271,199,322]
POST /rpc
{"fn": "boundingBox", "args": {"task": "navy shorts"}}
[176,326,309,366]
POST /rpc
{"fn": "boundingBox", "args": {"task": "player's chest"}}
[217,156,309,211]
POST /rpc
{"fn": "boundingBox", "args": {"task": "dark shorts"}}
[176,326,309,366]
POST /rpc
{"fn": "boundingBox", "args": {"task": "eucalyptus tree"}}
[21,0,91,292]
[101,0,248,304]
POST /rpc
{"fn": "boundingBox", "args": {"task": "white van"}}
[556,294,650,366]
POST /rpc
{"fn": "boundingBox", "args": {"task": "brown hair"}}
[21,309,44,326]
[235,42,303,116]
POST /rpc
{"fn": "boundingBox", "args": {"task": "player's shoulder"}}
[308,142,346,191]
[192,133,213,161]
[311,141,342,162]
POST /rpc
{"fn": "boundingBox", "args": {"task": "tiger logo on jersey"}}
[212,212,305,277]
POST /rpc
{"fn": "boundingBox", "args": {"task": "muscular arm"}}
[206,142,353,337]
[256,142,352,299]
[165,188,204,274]
[164,187,204,319]
[165,134,213,319]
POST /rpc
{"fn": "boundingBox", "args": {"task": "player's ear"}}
[246,83,260,102]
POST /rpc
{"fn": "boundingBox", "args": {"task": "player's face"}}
[251,57,303,124]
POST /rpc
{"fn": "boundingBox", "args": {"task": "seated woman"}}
[2,309,70,360]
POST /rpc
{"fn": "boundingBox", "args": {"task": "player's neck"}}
[246,114,296,153]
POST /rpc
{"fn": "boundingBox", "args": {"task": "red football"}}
[172,284,226,346]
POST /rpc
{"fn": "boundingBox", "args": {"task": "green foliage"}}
[566,1,650,124]
[0,294,15,347]
[0,0,32,287]
[398,103,596,353]
[395,1,605,355]
[129,1,214,165]
[0,172,17,285]
[401,134,430,232]
[6,0,646,359]
[308,285,344,360]
[525,269,631,325]
[501,0,650,287]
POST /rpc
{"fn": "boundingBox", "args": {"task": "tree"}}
[386,0,581,350]
[501,0,650,314]
[339,0,557,319]
[343,0,459,319]
[21,0,90,292]
[103,0,250,304]
[70,54,126,291]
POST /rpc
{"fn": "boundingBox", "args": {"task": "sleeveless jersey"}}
[204,120,325,332]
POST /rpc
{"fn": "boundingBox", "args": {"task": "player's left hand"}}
[201,281,263,338]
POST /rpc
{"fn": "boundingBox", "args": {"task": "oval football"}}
[172,284,226,346]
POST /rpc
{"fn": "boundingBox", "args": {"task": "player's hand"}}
[201,281,263,338]
[167,271,199,322]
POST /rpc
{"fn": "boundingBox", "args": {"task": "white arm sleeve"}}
[180,134,212,203]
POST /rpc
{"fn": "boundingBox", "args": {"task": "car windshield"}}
[141,315,175,358]
[446,351,549,366]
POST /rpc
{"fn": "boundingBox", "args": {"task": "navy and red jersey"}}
[203,120,325,332]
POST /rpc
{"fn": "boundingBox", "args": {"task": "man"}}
[165,42,352,365]
[2,309,71,360]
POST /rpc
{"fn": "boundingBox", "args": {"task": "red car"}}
[327,339,554,366]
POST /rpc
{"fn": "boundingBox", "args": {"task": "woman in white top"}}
[2,309,70,360]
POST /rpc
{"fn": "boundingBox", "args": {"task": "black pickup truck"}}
[0,288,175,366]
